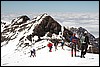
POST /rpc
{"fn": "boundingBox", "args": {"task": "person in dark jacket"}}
[80,31,90,58]
[70,33,78,57]
[61,40,65,50]
[30,48,36,57]
[53,39,58,51]
[59,37,65,50]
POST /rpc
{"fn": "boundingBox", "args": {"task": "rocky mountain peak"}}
[1,13,99,54]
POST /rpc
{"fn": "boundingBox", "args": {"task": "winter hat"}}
[84,31,87,36]
[84,31,87,33]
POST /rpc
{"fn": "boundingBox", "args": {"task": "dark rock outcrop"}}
[32,16,62,37]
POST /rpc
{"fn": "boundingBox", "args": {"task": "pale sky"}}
[1,1,99,14]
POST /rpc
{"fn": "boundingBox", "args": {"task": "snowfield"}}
[1,40,99,66]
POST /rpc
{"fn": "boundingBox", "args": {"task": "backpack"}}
[62,41,64,44]
[80,36,85,43]
[71,36,77,43]
[72,39,77,43]
[61,40,64,46]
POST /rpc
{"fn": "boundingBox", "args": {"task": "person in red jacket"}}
[47,42,53,52]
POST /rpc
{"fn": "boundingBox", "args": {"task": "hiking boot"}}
[50,50,52,52]
[62,48,65,50]
[71,54,73,57]
[80,54,83,58]
[83,55,85,58]
[80,55,85,58]
[80,55,82,58]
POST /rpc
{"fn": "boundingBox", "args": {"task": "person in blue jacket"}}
[70,33,78,57]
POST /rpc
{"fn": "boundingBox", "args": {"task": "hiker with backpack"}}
[70,33,78,57]
[80,31,90,58]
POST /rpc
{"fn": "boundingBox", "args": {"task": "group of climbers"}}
[47,37,65,52]
[30,31,90,58]
[69,31,90,58]
[47,31,90,58]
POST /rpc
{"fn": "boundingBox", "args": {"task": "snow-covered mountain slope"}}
[1,20,11,32]
[1,13,99,66]
[1,40,99,66]
[1,13,63,58]
[1,13,99,54]
[1,13,64,50]
[1,13,46,45]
